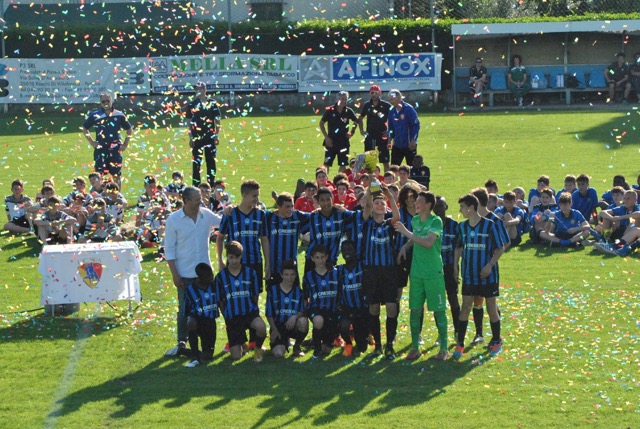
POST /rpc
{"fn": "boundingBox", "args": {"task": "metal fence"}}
[393,0,638,19]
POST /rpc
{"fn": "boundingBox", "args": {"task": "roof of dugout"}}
[452,20,640,37]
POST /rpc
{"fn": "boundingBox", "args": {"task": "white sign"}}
[150,54,298,92]
[299,53,442,92]
[0,58,151,104]
[39,242,142,305]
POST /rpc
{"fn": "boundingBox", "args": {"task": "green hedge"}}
[6,13,639,59]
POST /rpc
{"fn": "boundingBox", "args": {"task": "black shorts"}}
[462,283,500,298]
[363,265,398,305]
[307,307,337,323]
[395,251,412,288]
[270,322,295,348]
[364,136,390,163]
[94,150,123,176]
[225,311,260,347]
[510,234,522,247]
[10,216,29,228]
[324,144,350,167]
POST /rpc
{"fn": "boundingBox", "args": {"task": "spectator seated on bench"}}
[468,57,488,105]
[604,52,631,103]
[508,54,531,107]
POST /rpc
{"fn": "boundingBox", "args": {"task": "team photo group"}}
[6,80,638,370]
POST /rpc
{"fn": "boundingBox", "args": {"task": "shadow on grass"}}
[0,314,124,342]
[53,347,477,426]
[566,110,640,147]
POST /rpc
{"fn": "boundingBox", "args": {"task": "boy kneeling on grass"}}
[303,244,340,359]
[184,263,219,368]
[215,241,267,363]
[266,259,308,358]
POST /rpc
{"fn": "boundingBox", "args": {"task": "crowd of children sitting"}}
[4,164,638,256]
[2,171,230,253]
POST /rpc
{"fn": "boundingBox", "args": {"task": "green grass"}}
[0,109,639,428]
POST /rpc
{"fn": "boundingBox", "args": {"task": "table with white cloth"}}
[39,241,142,310]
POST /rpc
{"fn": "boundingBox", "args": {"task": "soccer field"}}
[0,109,638,428]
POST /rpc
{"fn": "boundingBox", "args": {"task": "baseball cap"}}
[369,85,381,93]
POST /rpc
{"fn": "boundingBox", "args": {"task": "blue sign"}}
[332,54,436,81]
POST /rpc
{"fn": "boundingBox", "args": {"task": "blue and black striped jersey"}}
[265,283,305,324]
[362,216,395,266]
[185,282,219,319]
[456,217,501,286]
[441,216,459,266]
[219,207,267,265]
[215,267,260,319]
[337,262,366,310]
[306,208,354,264]
[266,210,310,274]
[303,268,340,312]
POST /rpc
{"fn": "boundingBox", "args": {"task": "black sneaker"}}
[384,344,396,360]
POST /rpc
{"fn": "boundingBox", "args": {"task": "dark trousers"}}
[192,144,216,187]
[391,146,416,166]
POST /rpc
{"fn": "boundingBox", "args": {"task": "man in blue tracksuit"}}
[387,89,420,166]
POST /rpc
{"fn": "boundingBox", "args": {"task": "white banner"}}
[0,58,151,104]
[150,54,298,93]
[39,242,142,305]
[299,53,442,92]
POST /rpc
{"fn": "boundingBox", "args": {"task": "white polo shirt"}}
[164,207,221,278]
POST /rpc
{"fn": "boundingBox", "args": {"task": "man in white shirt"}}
[163,186,221,356]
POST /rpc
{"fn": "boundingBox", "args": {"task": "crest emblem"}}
[79,260,102,288]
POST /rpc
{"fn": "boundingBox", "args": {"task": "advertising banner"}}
[0,58,150,104]
[150,54,298,93]
[299,53,442,92]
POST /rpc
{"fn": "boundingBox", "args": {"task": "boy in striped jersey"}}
[266,193,310,286]
[454,194,506,358]
[184,263,219,368]
[303,245,340,359]
[469,187,510,346]
[217,180,270,291]
[305,187,355,271]
[337,240,368,357]
[361,184,400,359]
[215,241,267,362]
[434,196,461,335]
[266,259,308,358]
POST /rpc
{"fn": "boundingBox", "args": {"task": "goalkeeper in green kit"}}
[395,191,450,361]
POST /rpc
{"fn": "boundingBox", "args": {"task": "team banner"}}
[149,54,298,93]
[299,53,442,92]
[0,58,151,104]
